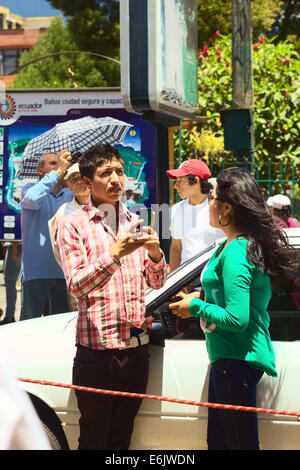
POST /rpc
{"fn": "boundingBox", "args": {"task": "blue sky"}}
[0,0,62,17]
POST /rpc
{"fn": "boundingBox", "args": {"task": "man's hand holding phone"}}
[109,212,162,263]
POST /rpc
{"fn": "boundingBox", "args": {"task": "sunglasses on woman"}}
[208,191,222,203]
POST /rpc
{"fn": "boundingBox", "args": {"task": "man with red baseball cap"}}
[166,159,212,181]
[166,159,223,271]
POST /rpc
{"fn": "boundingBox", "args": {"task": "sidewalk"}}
[0,272,21,322]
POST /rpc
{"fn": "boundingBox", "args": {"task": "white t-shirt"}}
[48,197,84,269]
[170,198,223,263]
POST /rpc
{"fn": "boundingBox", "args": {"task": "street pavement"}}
[0,272,21,322]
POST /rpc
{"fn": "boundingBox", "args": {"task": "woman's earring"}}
[218,213,231,227]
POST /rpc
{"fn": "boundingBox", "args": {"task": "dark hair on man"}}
[70,151,82,164]
[186,174,213,194]
[216,167,297,288]
[79,143,124,180]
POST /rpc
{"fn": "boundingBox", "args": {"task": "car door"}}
[258,246,300,450]
[131,249,213,450]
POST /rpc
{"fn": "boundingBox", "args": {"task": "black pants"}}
[73,344,149,450]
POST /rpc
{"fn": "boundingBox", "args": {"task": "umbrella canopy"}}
[16,116,132,179]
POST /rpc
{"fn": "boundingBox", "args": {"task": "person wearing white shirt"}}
[166,159,223,272]
[48,162,90,310]
[49,162,90,267]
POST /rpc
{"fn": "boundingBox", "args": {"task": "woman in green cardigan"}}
[169,167,296,450]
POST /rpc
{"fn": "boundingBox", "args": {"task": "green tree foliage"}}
[197,0,284,46]
[47,1,286,83]
[46,0,120,85]
[274,0,300,51]
[9,18,110,89]
[176,33,300,186]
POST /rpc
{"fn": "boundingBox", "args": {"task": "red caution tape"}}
[18,377,300,421]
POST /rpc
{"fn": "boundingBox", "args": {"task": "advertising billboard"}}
[121,0,198,119]
[0,89,156,241]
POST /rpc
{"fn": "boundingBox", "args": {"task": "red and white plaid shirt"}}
[56,198,167,349]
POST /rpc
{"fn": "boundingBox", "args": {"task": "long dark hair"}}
[216,167,296,288]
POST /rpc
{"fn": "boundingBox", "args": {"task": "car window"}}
[268,249,300,341]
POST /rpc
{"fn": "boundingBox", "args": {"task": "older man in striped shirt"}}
[57,143,167,450]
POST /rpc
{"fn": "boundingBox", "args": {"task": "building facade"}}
[0,5,56,86]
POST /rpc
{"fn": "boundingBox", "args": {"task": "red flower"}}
[253,43,259,51]
[258,36,265,44]
[203,44,209,56]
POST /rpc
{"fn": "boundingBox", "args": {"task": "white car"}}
[0,229,300,450]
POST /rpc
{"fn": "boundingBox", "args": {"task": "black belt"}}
[130,327,144,337]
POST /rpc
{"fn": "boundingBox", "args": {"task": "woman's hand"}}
[169,291,199,319]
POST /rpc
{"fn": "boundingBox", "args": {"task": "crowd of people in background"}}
[0,155,298,326]
[0,148,299,450]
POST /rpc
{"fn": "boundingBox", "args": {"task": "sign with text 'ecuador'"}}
[0,89,155,240]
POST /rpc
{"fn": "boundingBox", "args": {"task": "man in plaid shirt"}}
[57,143,167,450]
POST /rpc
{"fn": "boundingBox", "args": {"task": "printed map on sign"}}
[0,90,155,240]
[7,124,149,213]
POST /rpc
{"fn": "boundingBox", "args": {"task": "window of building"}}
[0,49,27,74]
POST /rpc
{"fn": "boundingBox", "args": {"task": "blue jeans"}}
[207,359,264,450]
[20,278,70,320]
[4,245,21,319]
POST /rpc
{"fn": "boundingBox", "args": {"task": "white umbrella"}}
[16,116,132,179]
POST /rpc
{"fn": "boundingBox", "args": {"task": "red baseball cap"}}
[166,159,211,181]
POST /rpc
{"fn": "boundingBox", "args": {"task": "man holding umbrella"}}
[20,149,73,320]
